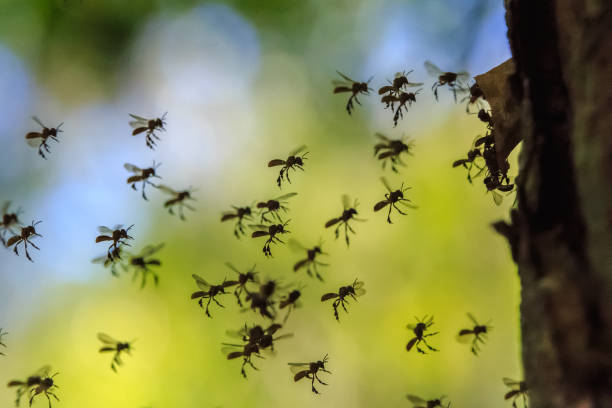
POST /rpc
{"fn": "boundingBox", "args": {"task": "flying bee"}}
[225,262,259,307]
[503,378,528,408]
[97,333,135,372]
[256,192,297,223]
[290,239,328,281]
[1,201,22,246]
[244,279,280,319]
[333,71,373,115]
[279,284,305,323]
[406,394,450,408]
[156,185,196,220]
[95,225,134,260]
[128,112,166,149]
[373,177,417,223]
[452,143,485,184]
[28,370,59,408]
[321,279,365,321]
[91,246,124,277]
[190,274,238,317]
[227,323,282,346]
[325,195,365,246]
[221,342,263,378]
[288,354,331,394]
[406,315,439,354]
[7,366,53,407]
[0,328,7,356]
[424,61,470,101]
[25,117,63,159]
[252,325,293,351]
[124,243,164,289]
[373,133,415,173]
[459,82,487,113]
[457,313,492,356]
[221,205,254,239]
[268,146,308,188]
[124,161,162,200]
[250,220,291,257]
[382,89,422,127]
[378,70,423,96]
[6,220,42,262]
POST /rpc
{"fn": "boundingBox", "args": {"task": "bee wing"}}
[456,71,471,82]
[288,238,307,252]
[289,145,307,156]
[97,333,119,345]
[341,194,351,210]
[288,362,310,374]
[375,132,391,142]
[249,224,269,231]
[221,345,242,356]
[406,394,427,404]
[98,226,114,234]
[128,114,149,127]
[353,280,365,289]
[224,262,242,275]
[123,163,142,173]
[156,184,179,195]
[91,254,110,264]
[32,116,45,128]
[192,274,211,290]
[354,288,366,296]
[274,333,294,342]
[424,60,443,77]
[1,201,10,214]
[138,243,165,257]
[380,177,393,192]
[503,377,521,388]
[274,192,298,201]
[467,312,479,325]
[26,137,42,147]
[405,81,424,87]
[492,190,503,205]
[336,71,356,83]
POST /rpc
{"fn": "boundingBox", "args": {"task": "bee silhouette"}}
[25,117,63,159]
[225,262,259,307]
[91,246,124,277]
[458,82,487,113]
[324,195,365,246]
[95,225,134,260]
[157,185,197,220]
[97,333,135,372]
[290,239,328,281]
[321,279,365,321]
[6,220,42,262]
[457,313,492,355]
[382,89,422,127]
[221,204,254,239]
[279,284,305,323]
[373,133,414,173]
[268,146,308,188]
[373,177,417,223]
[124,243,164,288]
[406,394,450,408]
[8,366,58,408]
[503,378,528,408]
[288,354,331,394]
[244,278,283,320]
[406,315,439,354]
[28,369,59,408]
[124,161,162,200]
[190,274,238,317]
[333,71,373,114]
[0,328,7,356]
[250,221,291,257]
[129,113,166,149]
[424,61,470,101]
[1,201,22,246]
[378,70,423,96]
[226,323,282,347]
[452,136,486,184]
[256,192,297,224]
[221,342,262,379]
[480,134,514,205]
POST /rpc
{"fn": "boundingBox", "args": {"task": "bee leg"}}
[341,299,348,314]
[423,339,438,352]
[179,205,186,221]
[205,297,213,318]
[141,183,148,201]
[24,241,33,262]
[310,374,319,394]
[344,223,349,246]
[12,240,21,255]
[386,204,393,224]
[212,297,225,308]
[314,372,328,386]
[334,223,341,240]
[393,203,408,216]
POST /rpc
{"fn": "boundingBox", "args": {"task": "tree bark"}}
[493,1,612,407]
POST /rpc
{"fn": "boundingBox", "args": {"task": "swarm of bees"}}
[4,55,523,408]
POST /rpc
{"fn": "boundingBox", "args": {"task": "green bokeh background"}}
[0,1,521,407]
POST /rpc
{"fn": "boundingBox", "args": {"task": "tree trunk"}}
[495,1,612,407]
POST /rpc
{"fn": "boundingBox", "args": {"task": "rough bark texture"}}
[497,1,612,407]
